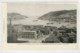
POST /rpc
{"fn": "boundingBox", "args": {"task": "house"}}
[19,31,37,39]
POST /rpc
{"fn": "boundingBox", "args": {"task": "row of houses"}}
[13,24,76,38]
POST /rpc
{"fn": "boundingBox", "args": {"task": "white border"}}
[0,0,80,53]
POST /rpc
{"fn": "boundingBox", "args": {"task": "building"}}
[19,31,37,39]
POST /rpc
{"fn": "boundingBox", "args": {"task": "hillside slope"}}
[7,13,28,21]
[38,10,77,23]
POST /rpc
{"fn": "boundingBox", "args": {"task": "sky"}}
[7,2,77,17]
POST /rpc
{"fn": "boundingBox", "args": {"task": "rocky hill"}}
[38,10,77,23]
[7,13,28,21]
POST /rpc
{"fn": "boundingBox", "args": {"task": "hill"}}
[7,13,28,21]
[38,10,77,23]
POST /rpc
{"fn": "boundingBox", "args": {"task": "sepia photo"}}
[7,2,77,43]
